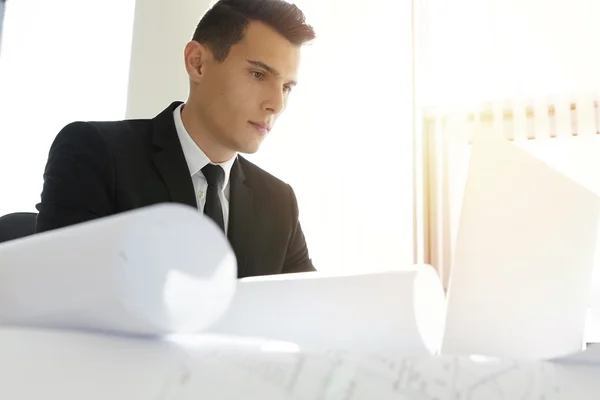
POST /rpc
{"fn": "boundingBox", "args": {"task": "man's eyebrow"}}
[247,59,297,86]
[247,59,279,76]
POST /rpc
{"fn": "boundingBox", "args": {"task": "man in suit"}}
[35,0,317,278]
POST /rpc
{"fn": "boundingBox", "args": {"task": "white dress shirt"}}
[173,103,237,233]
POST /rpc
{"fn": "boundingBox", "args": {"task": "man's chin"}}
[238,147,260,155]
[236,140,264,155]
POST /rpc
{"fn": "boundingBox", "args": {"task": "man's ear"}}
[184,41,210,83]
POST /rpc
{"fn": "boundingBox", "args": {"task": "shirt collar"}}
[173,103,236,188]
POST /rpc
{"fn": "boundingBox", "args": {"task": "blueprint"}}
[161,338,598,399]
[1,328,599,400]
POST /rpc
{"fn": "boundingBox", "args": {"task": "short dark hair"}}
[192,0,316,62]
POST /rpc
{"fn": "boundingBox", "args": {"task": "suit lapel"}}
[151,102,197,209]
[151,103,254,277]
[228,158,254,278]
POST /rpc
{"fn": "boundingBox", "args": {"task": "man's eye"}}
[283,85,293,93]
[251,71,264,79]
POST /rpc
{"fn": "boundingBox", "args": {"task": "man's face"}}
[191,21,302,155]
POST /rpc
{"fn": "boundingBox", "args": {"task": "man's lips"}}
[249,121,271,135]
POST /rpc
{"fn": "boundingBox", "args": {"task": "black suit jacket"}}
[36,101,315,278]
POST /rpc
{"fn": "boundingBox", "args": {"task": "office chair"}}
[0,212,37,244]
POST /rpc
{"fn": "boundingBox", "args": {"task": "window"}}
[0,0,136,216]
[419,0,600,285]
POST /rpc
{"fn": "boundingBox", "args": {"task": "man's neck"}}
[180,103,235,163]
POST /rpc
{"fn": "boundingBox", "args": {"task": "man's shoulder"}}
[55,102,181,150]
[237,156,290,192]
[51,117,154,159]
[60,118,152,142]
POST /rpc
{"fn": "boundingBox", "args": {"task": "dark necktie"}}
[201,164,225,232]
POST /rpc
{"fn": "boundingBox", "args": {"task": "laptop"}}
[441,132,600,359]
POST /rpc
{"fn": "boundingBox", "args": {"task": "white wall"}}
[125,0,213,119]
[0,1,5,48]
[244,0,415,273]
